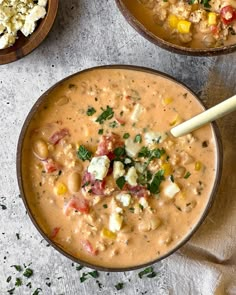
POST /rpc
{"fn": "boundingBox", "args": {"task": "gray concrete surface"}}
[0,0,236,294]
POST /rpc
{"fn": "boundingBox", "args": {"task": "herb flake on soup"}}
[21,69,217,268]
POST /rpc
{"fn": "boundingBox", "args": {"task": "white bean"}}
[68,171,81,193]
[33,139,48,160]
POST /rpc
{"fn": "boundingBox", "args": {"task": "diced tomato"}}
[96,133,124,157]
[50,227,60,239]
[210,25,220,35]
[49,128,70,145]
[220,5,236,25]
[64,197,90,215]
[82,171,106,195]
[80,239,98,256]
[115,117,125,125]
[124,184,150,198]
[43,159,61,173]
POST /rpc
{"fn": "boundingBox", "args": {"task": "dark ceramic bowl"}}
[17,65,223,271]
[115,0,236,56]
[0,0,58,65]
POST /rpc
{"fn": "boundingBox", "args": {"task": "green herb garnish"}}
[23,268,33,278]
[7,288,15,294]
[134,134,142,143]
[115,282,124,290]
[11,265,22,272]
[6,276,12,283]
[116,176,126,189]
[184,171,191,179]
[114,147,126,158]
[86,107,96,116]
[138,267,154,278]
[88,271,99,278]
[103,204,108,209]
[109,121,118,128]
[15,278,22,287]
[32,288,42,295]
[129,207,135,213]
[76,265,84,271]
[123,133,130,139]
[148,170,165,194]
[77,145,92,161]
[170,175,174,183]
[96,106,114,124]
[98,129,104,135]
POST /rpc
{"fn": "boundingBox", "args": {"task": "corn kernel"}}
[168,14,179,29]
[208,12,217,25]
[162,97,173,106]
[101,228,117,239]
[169,114,182,126]
[54,182,67,195]
[195,161,202,171]
[161,163,172,176]
[177,20,191,34]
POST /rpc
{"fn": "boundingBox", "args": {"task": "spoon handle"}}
[170,95,236,137]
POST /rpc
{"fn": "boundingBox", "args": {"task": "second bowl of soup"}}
[17,65,222,271]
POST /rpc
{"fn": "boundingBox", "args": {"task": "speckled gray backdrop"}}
[0,0,236,294]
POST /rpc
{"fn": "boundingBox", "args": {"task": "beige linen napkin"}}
[165,118,236,295]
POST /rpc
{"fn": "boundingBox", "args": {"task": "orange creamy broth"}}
[21,69,217,268]
[123,0,236,49]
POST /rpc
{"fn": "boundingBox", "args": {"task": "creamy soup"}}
[21,68,218,268]
[123,0,236,49]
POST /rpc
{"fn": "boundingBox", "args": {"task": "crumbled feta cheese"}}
[145,131,168,145]
[113,161,125,179]
[139,197,149,209]
[116,193,131,207]
[88,155,110,181]
[109,212,123,232]
[0,0,48,49]
[125,167,138,186]
[131,103,145,122]
[125,138,141,158]
[164,182,180,198]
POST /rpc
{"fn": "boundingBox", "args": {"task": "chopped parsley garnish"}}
[201,0,211,8]
[98,129,104,135]
[23,268,33,278]
[11,265,22,272]
[123,133,130,139]
[129,207,135,213]
[115,282,124,290]
[26,282,32,288]
[32,288,42,295]
[80,271,99,283]
[139,204,144,211]
[184,171,191,179]
[103,204,108,209]
[138,146,150,158]
[0,204,7,210]
[170,175,174,183]
[15,278,22,287]
[86,106,96,116]
[7,288,15,294]
[16,233,20,240]
[116,176,126,189]
[138,267,155,278]
[76,265,84,271]
[137,170,152,186]
[109,121,118,128]
[6,276,12,283]
[134,134,142,143]
[88,271,99,278]
[138,147,165,160]
[148,170,165,194]
[114,147,126,158]
[96,106,114,124]
[77,145,92,161]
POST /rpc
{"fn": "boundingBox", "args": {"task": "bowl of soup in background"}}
[115,0,236,56]
[17,65,222,271]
